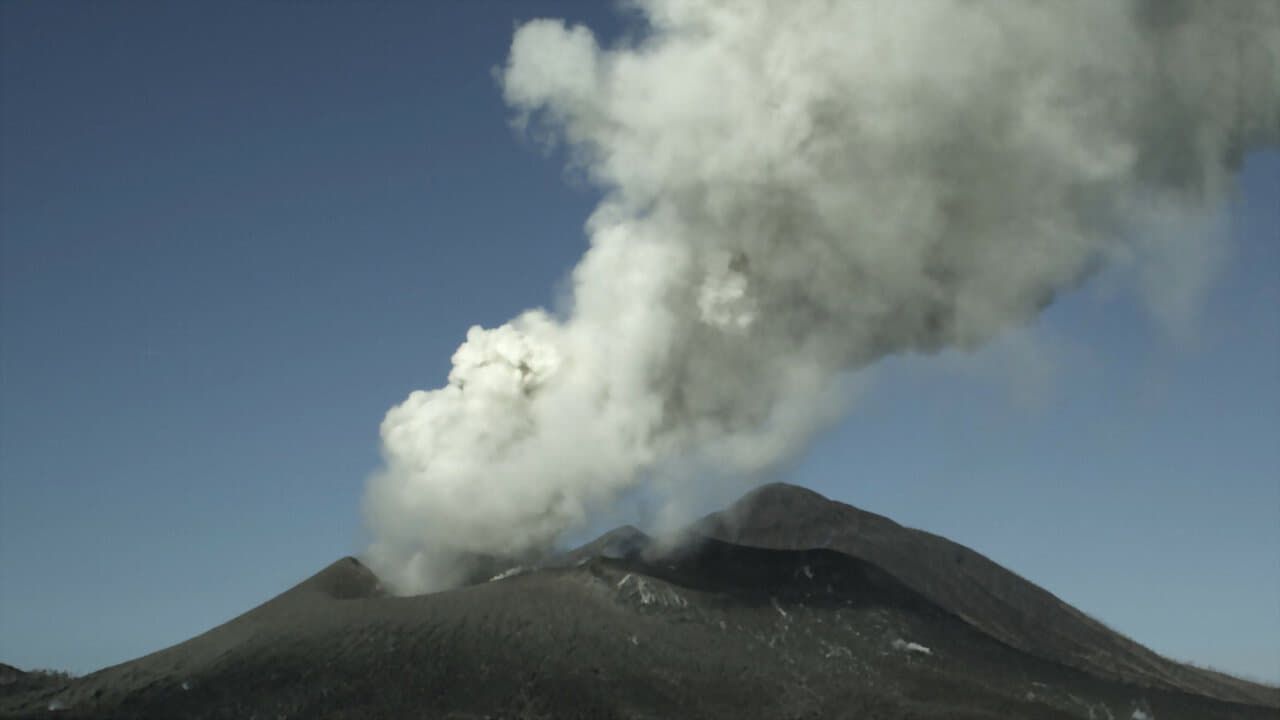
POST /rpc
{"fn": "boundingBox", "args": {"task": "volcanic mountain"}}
[3,484,1275,719]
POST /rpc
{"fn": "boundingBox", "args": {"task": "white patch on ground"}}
[488,566,525,582]
[1055,689,1115,720]
[819,640,853,660]
[800,565,814,580]
[47,699,68,712]
[1131,709,1152,720]
[616,573,687,608]
[771,597,789,618]
[891,639,933,656]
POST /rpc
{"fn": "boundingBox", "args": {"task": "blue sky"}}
[1,2,1276,682]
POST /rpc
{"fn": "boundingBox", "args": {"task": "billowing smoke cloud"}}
[364,0,1280,593]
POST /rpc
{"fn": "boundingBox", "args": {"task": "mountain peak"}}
[733,481,831,507]
[293,556,384,600]
[702,482,902,548]
[546,524,653,569]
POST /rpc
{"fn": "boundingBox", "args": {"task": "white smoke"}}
[364,0,1280,593]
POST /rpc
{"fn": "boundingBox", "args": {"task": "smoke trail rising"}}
[364,0,1279,593]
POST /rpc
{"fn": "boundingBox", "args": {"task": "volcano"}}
[3,484,1275,719]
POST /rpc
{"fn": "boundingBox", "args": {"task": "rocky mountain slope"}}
[3,484,1274,719]
[693,483,1279,708]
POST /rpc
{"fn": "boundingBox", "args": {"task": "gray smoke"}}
[364,0,1280,593]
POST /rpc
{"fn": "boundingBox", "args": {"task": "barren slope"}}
[3,485,1274,719]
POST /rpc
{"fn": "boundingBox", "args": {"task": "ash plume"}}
[364,0,1280,593]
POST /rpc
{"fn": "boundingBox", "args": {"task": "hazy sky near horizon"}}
[1,1,1276,682]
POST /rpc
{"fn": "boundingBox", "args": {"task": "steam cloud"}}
[364,0,1280,593]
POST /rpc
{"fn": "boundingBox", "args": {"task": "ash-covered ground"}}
[4,484,1275,719]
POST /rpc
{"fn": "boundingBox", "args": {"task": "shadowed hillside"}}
[693,483,1280,707]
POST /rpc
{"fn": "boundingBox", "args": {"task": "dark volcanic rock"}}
[0,666,21,691]
[550,524,653,568]
[3,485,1275,719]
[693,482,1280,707]
[0,666,70,700]
[283,556,385,600]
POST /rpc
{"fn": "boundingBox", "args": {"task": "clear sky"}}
[1,1,1276,682]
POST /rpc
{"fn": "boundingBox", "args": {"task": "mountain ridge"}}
[691,482,1278,707]
[2,482,1274,719]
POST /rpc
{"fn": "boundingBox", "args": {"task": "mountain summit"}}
[3,484,1275,719]
[695,483,1277,707]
